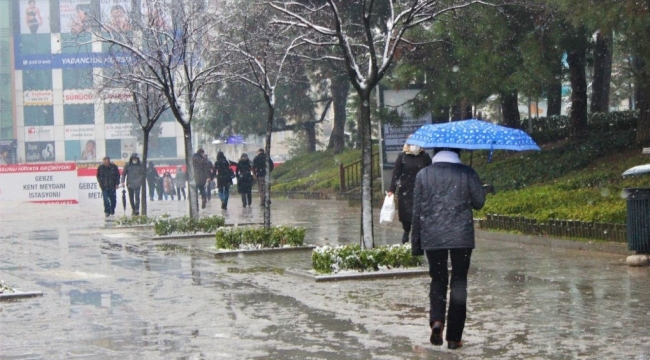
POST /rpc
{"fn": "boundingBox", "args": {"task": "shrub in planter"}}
[114,215,155,226]
[312,244,423,274]
[215,225,306,250]
[154,215,226,236]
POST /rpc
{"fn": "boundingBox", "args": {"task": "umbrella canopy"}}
[405,119,541,151]
[623,164,650,177]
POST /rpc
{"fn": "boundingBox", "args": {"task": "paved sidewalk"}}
[2,198,650,359]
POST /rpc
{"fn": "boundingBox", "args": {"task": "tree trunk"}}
[327,75,349,153]
[567,47,589,140]
[305,122,317,152]
[635,57,650,145]
[182,125,199,219]
[263,104,274,229]
[591,32,613,113]
[500,90,521,128]
[433,106,450,123]
[358,91,374,249]
[451,104,462,121]
[547,56,563,117]
[141,131,149,216]
[460,99,472,120]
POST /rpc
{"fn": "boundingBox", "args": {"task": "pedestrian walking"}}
[215,151,236,210]
[146,161,160,201]
[192,148,210,209]
[411,147,486,350]
[120,153,146,216]
[387,141,432,243]
[253,148,274,206]
[204,154,215,201]
[175,166,187,200]
[96,156,120,217]
[236,153,254,208]
[162,171,175,200]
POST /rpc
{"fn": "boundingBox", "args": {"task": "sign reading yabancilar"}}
[0,163,78,204]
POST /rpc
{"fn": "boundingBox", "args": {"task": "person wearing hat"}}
[252,148,274,206]
[121,152,146,215]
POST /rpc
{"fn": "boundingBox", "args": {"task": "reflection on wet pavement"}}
[1,199,649,359]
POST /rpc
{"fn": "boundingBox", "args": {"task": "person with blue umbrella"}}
[387,138,431,244]
[411,147,487,350]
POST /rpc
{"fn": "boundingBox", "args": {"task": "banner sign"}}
[64,125,95,140]
[105,123,133,139]
[23,90,53,106]
[77,167,103,203]
[63,89,131,104]
[25,126,55,142]
[0,163,78,204]
[25,141,56,162]
[15,51,134,70]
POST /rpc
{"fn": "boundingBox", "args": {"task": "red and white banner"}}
[0,163,78,204]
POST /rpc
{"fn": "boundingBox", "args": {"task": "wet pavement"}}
[2,198,650,359]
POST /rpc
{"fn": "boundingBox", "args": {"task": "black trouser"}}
[401,221,411,243]
[176,187,186,200]
[241,191,251,207]
[147,180,156,200]
[426,248,472,342]
[127,187,141,213]
[195,183,206,202]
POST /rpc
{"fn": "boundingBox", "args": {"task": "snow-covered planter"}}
[312,244,424,274]
[114,215,156,226]
[0,280,14,294]
[215,226,306,250]
[153,215,225,236]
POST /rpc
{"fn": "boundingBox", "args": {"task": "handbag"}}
[379,193,396,225]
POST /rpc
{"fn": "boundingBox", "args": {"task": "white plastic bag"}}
[379,193,396,225]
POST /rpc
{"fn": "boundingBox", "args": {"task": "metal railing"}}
[339,152,380,192]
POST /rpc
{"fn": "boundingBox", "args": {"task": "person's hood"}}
[432,151,461,164]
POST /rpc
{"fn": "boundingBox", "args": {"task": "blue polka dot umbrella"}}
[405,119,541,151]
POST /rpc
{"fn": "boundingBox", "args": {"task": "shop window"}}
[63,104,94,125]
[22,69,52,90]
[24,105,54,126]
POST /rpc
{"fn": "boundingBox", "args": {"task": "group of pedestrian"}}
[192,148,274,210]
[146,162,187,202]
[389,140,490,350]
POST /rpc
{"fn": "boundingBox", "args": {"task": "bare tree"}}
[97,62,168,216]
[270,0,493,248]
[221,1,305,229]
[88,0,228,218]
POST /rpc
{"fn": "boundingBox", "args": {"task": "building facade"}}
[2,0,187,165]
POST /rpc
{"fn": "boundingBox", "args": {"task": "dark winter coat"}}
[146,166,160,187]
[236,159,254,193]
[411,162,486,254]
[215,158,235,187]
[192,153,210,185]
[96,163,120,191]
[389,151,432,223]
[121,155,146,189]
[253,153,274,178]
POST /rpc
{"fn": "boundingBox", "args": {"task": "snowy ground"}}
[2,199,650,359]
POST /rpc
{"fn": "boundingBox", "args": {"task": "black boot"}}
[401,231,409,244]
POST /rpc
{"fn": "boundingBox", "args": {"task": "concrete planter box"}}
[285,267,429,282]
[207,245,316,258]
[0,290,43,300]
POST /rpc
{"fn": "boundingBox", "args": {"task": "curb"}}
[209,245,316,258]
[476,229,631,256]
[0,291,43,300]
[285,268,429,282]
